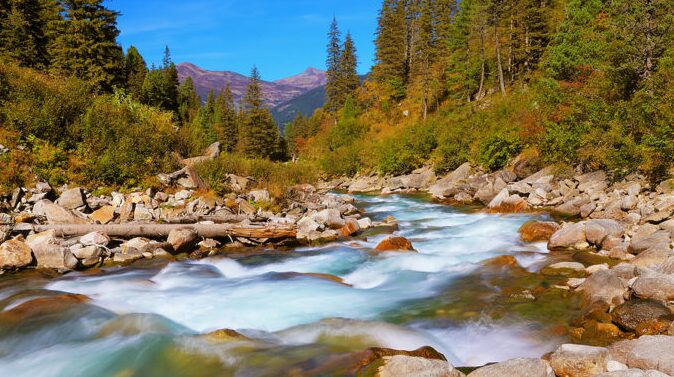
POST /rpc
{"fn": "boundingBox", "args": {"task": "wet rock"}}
[374,355,464,377]
[56,187,86,209]
[0,238,33,269]
[631,274,674,301]
[0,294,90,324]
[542,262,587,277]
[357,217,374,229]
[468,358,554,377]
[612,299,674,332]
[167,228,200,254]
[550,344,610,377]
[79,231,110,247]
[375,236,416,252]
[519,221,561,242]
[577,270,627,309]
[340,218,361,237]
[26,230,78,270]
[89,205,115,224]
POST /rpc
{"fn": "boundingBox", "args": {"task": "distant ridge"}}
[176,63,327,126]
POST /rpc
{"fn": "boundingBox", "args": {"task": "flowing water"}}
[0,194,568,376]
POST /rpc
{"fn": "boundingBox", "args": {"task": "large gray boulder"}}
[33,200,83,224]
[26,230,78,270]
[376,355,464,377]
[348,176,384,193]
[468,358,554,377]
[585,219,625,246]
[0,238,33,269]
[428,163,473,198]
[549,222,588,250]
[311,208,345,229]
[56,187,86,209]
[550,344,610,377]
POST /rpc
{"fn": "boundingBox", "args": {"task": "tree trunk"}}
[494,11,507,96]
[27,223,297,240]
[477,27,487,100]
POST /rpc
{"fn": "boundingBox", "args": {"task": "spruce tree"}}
[161,46,180,113]
[373,0,408,98]
[124,46,147,99]
[177,76,200,125]
[325,17,342,113]
[0,0,51,69]
[49,0,124,91]
[214,84,238,152]
[337,32,359,103]
[241,67,281,159]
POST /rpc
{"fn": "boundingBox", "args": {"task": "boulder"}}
[630,248,672,268]
[89,205,116,224]
[167,228,200,254]
[610,336,674,375]
[113,247,144,263]
[26,230,78,270]
[428,163,473,198]
[56,187,86,209]
[549,223,588,250]
[611,299,674,332]
[312,209,346,229]
[550,344,610,377]
[519,221,561,242]
[79,231,110,247]
[488,189,528,212]
[375,236,416,252]
[357,217,374,229]
[468,358,554,377]
[585,220,625,246]
[340,218,361,237]
[372,355,464,377]
[348,176,384,193]
[71,245,103,262]
[577,270,627,309]
[249,190,271,203]
[0,239,33,269]
[0,213,12,242]
[595,369,668,377]
[237,199,257,215]
[629,231,671,255]
[631,274,674,301]
[33,200,83,224]
[133,205,154,221]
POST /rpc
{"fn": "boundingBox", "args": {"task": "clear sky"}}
[107,0,380,81]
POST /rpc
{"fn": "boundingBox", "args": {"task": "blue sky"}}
[107,0,380,80]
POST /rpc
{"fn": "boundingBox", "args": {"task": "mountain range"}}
[176,63,327,126]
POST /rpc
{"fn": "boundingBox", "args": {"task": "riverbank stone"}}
[550,344,610,377]
[467,358,554,377]
[167,228,200,254]
[375,236,416,252]
[610,336,674,375]
[519,221,560,242]
[0,238,33,269]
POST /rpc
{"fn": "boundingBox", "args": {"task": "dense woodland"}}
[1,0,673,195]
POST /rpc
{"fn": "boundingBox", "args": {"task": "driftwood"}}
[160,214,252,224]
[28,223,297,239]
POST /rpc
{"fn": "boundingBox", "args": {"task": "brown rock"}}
[519,221,561,242]
[550,344,609,377]
[468,358,553,377]
[89,205,115,224]
[375,236,416,252]
[167,228,200,254]
[340,218,361,237]
[612,299,674,332]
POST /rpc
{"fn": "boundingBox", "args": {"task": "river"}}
[0,194,573,376]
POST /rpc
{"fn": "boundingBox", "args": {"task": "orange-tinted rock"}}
[519,221,561,242]
[0,294,89,324]
[90,205,116,224]
[205,328,249,342]
[339,219,361,237]
[375,236,416,252]
[483,255,519,267]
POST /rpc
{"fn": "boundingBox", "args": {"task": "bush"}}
[478,135,523,172]
[377,121,437,175]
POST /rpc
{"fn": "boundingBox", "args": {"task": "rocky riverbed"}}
[1,155,674,376]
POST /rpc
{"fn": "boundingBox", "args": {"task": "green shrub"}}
[478,135,523,172]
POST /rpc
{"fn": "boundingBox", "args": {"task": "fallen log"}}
[160,214,252,224]
[26,223,297,239]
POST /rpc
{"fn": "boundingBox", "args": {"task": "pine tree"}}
[241,67,281,159]
[177,76,200,125]
[214,85,238,152]
[124,46,147,99]
[0,0,51,69]
[49,0,124,91]
[336,32,359,108]
[412,0,436,118]
[162,46,180,113]
[325,17,342,113]
[373,0,409,98]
